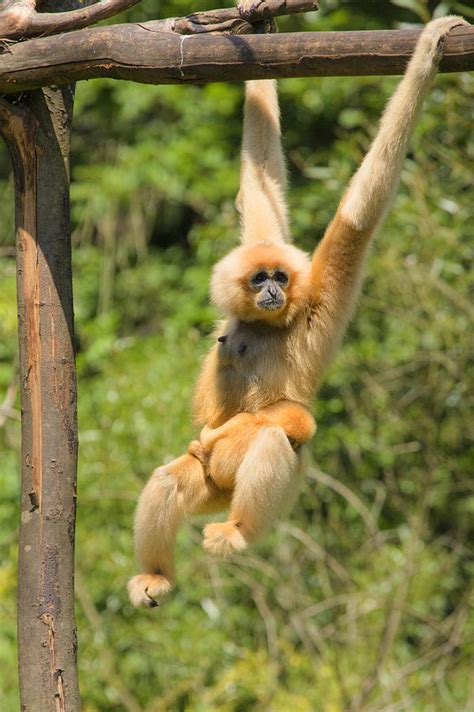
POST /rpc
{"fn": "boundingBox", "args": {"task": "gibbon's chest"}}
[215,319,298,407]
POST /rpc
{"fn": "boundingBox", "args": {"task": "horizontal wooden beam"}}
[0,24,472,93]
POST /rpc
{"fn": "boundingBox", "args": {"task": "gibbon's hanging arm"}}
[0,22,473,92]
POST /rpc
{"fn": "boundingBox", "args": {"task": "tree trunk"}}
[0,85,80,712]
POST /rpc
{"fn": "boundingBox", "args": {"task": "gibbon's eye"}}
[252,271,268,285]
[274,270,289,286]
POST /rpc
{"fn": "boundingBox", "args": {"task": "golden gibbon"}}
[128,16,468,608]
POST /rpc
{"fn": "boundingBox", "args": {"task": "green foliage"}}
[0,2,473,710]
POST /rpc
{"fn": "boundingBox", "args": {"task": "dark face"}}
[249,267,289,313]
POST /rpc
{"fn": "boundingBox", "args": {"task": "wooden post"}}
[0,85,80,712]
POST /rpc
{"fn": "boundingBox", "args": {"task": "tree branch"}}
[0,0,318,39]
[0,0,141,39]
[0,24,472,93]
[167,0,318,36]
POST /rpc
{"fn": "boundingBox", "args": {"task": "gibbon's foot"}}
[203,521,248,557]
[127,573,173,609]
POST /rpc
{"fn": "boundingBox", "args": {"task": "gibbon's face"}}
[211,242,311,326]
[248,266,289,313]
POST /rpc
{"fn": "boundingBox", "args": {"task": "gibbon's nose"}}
[268,284,278,299]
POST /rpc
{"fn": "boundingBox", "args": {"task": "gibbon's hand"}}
[416,15,469,67]
[237,0,266,23]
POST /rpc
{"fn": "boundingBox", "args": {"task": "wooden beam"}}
[0,24,472,93]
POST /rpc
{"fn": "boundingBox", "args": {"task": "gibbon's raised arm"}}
[310,16,468,334]
[237,79,290,244]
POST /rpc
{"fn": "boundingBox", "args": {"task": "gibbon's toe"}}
[127,573,173,608]
[203,521,248,557]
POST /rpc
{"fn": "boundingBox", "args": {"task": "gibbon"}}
[128,16,468,608]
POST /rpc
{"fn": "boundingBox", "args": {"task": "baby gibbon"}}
[128,16,468,608]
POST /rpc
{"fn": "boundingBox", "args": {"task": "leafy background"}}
[0,0,473,710]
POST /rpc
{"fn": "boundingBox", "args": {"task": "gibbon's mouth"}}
[257,298,284,311]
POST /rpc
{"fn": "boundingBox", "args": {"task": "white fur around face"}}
[210,241,311,322]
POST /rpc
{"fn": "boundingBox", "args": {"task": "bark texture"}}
[0,0,140,39]
[0,0,317,38]
[0,24,472,93]
[0,86,80,712]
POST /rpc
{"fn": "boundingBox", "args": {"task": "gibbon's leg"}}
[200,401,315,454]
[309,17,469,372]
[237,79,289,245]
[128,403,314,605]
[198,401,315,491]
[261,400,316,449]
[128,453,229,608]
[203,425,301,556]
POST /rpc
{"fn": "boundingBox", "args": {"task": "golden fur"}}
[128,16,468,608]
